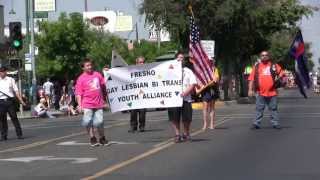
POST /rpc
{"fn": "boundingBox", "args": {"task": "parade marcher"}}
[128,56,147,133]
[168,52,197,143]
[201,59,220,130]
[75,58,108,146]
[43,78,54,108]
[0,66,26,141]
[248,51,285,129]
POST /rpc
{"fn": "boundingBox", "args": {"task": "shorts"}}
[82,108,104,128]
[201,87,219,102]
[168,101,192,122]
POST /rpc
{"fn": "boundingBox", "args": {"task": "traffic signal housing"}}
[9,22,23,51]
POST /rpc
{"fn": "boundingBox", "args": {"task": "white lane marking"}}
[0,156,97,164]
[57,141,138,146]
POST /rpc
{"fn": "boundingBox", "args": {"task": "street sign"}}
[25,63,32,71]
[201,40,215,59]
[25,53,31,63]
[34,11,48,18]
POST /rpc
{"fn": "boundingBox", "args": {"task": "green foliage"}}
[141,0,313,98]
[37,12,89,79]
[36,12,178,80]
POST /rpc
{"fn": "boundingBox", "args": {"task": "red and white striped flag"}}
[189,16,214,92]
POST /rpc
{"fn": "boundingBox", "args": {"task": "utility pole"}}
[135,22,139,44]
[30,0,37,105]
[84,0,88,11]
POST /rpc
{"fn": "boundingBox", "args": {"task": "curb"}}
[192,100,237,110]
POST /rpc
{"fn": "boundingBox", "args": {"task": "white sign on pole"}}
[106,60,183,113]
[34,0,56,12]
[25,63,32,71]
[116,16,133,31]
[201,40,215,58]
[25,53,31,63]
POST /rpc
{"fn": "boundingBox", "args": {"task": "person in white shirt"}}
[0,66,26,141]
[43,78,54,108]
[168,52,197,143]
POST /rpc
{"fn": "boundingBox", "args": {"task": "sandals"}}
[174,135,181,143]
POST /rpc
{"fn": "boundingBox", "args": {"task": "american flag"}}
[289,30,310,98]
[189,16,213,89]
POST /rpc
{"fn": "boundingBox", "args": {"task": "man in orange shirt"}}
[248,51,284,129]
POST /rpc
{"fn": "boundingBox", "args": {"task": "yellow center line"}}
[0,122,128,154]
[81,117,234,180]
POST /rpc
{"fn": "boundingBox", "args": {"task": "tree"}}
[37,12,89,80]
[36,12,179,82]
[141,0,313,98]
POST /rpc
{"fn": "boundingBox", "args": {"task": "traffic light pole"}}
[30,0,37,105]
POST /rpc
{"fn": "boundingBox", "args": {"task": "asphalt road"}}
[0,88,319,180]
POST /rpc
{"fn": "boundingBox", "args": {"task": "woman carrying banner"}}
[201,59,220,130]
[128,56,147,133]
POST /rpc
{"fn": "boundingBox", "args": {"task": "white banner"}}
[107,60,183,113]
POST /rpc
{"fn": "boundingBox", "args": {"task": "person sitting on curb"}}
[34,98,56,118]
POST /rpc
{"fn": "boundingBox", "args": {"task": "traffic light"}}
[9,22,23,51]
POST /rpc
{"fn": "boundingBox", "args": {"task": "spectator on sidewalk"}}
[168,52,197,143]
[75,58,108,146]
[34,98,56,118]
[128,56,147,133]
[43,78,54,108]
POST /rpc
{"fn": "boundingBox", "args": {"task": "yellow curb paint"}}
[82,117,233,180]
[192,101,224,110]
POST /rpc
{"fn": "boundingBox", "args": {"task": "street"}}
[0,89,320,180]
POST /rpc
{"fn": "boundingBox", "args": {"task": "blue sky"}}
[1,0,319,69]
[301,0,320,70]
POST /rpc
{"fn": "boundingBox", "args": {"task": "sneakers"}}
[90,137,99,147]
[182,134,192,142]
[139,127,145,132]
[90,136,109,147]
[250,124,282,130]
[128,127,137,133]
[273,125,282,130]
[174,134,192,143]
[251,124,261,130]
[99,136,108,146]
[174,135,182,143]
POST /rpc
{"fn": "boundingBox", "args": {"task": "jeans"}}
[254,95,279,126]
[82,108,104,128]
[130,109,146,130]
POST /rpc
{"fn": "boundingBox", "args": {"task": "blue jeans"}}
[254,95,279,126]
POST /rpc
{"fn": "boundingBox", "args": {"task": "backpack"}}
[254,63,285,91]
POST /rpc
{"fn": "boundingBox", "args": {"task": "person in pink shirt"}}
[75,58,108,146]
